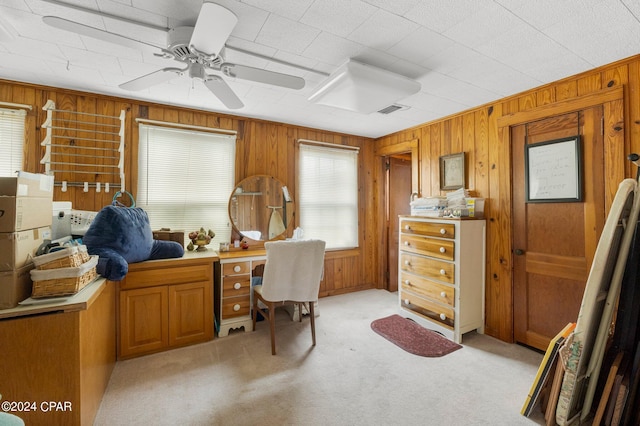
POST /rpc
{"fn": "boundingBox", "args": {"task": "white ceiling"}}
[1,0,640,138]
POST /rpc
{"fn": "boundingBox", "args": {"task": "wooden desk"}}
[0,277,116,425]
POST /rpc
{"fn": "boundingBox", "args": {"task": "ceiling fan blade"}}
[42,16,161,51]
[221,64,305,90]
[190,3,237,56]
[119,67,184,91]
[204,76,244,109]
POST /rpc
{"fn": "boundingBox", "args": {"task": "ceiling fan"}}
[42,2,306,109]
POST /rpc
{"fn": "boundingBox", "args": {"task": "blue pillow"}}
[84,206,184,281]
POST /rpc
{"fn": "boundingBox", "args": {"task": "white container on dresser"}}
[398,216,486,343]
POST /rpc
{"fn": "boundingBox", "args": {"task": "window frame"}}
[296,139,360,251]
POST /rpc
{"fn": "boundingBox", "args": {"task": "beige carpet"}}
[95,289,546,426]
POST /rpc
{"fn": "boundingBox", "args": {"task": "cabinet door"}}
[169,281,213,347]
[119,286,168,358]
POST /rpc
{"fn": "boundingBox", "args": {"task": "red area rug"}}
[371,314,462,357]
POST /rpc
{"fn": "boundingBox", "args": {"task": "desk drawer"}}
[223,261,250,275]
[221,295,251,318]
[121,263,211,290]
[223,276,251,297]
[400,235,455,260]
[400,253,454,284]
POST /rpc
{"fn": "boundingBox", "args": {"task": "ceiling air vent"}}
[377,104,409,115]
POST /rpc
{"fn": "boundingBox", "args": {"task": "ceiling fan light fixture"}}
[308,60,421,114]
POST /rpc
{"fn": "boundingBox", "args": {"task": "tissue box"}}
[465,198,485,218]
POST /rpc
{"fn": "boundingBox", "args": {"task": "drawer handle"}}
[439,313,446,321]
[440,269,446,275]
[404,241,410,246]
[233,265,242,273]
[404,279,411,285]
[233,304,241,312]
[440,228,447,235]
[234,282,241,290]
[404,299,410,305]
[439,247,446,253]
[405,225,411,231]
[404,260,411,266]
[440,291,446,298]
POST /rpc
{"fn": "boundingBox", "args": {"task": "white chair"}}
[252,239,326,355]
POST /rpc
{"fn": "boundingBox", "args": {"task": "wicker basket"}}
[30,255,98,298]
[32,245,90,270]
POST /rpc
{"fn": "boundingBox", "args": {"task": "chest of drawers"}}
[216,251,266,337]
[398,216,486,343]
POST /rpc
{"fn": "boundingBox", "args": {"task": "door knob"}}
[514,249,525,255]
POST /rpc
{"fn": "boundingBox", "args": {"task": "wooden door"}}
[512,107,605,350]
[387,156,412,291]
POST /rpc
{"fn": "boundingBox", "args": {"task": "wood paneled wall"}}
[5,53,640,342]
[0,80,377,298]
[375,54,640,342]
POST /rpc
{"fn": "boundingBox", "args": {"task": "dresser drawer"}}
[223,276,251,297]
[401,291,455,328]
[400,272,454,307]
[222,261,250,275]
[221,295,251,318]
[401,220,455,239]
[400,234,455,260]
[400,253,454,284]
[122,263,212,290]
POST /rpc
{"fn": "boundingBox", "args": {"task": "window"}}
[0,107,26,176]
[138,124,236,247]
[298,141,359,250]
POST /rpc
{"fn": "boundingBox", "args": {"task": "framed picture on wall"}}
[439,152,465,190]
[525,136,582,203]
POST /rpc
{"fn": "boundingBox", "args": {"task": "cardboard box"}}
[0,172,54,198]
[0,226,51,272]
[0,173,54,233]
[153,229,185,246]
[0,197,53,232]
[0,264,34,309]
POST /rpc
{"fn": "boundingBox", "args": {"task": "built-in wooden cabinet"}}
[117,253,215,359]
[398,216,486,343]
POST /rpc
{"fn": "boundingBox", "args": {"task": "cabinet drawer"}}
[222,261,250,276]
[401,220,455,239]
[223,276,251,297]
[400,272,454,307]
[122,263,212,290]
[401,291,454,328]
[221,295,251,318]
[400,234,455,260]
[400,253,454,284]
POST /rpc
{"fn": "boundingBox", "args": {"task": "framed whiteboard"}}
[525,136,582,203]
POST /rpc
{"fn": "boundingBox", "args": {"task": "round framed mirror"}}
[228,175,294,242]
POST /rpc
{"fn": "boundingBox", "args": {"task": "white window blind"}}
[298,142,359,250]
[138,124,236,247]
[0,107,26,176]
